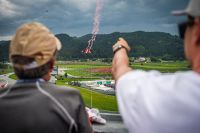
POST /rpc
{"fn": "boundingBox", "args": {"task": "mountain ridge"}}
[0,31,184,61]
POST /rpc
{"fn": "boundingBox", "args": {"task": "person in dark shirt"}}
[0,22,93,133]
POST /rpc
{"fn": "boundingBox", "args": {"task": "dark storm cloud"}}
[0,0,189,40]
[100,0,188,34]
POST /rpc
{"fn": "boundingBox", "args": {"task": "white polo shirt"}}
[116,70,200,133]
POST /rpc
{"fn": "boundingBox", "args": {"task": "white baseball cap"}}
[172,0,200,17]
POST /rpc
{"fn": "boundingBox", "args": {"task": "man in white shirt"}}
[112,0,200,133]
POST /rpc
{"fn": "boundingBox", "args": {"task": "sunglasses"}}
[178,17,194,39]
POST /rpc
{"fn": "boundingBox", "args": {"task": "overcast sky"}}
[0,0,188,41]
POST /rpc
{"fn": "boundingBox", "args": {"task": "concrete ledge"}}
[92,113,128,133]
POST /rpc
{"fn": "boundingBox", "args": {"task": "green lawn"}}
[57,64,110,69]
[0,69,12,75]
[65,69,111,77]
[56,81,118,112]
[57,61,189,112]
[62,61,189,77]
[131,61,189,73]
[9,74,18,80]
[58,63,112,77]
[8,61,190,112]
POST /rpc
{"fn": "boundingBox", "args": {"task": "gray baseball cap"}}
[172,0,200,17]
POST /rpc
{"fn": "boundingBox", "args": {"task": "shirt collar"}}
[16,78,45,84]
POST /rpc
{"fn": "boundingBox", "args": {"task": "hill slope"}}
[0,31,184,61]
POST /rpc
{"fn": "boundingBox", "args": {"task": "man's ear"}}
[49,58,55,72]
[193,18,200,46]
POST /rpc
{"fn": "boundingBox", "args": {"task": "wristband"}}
[113,44,128,54]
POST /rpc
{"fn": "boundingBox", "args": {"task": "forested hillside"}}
[0,31,184,61]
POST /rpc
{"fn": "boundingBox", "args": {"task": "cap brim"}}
[55,38,62,51]
[171,10,187,16]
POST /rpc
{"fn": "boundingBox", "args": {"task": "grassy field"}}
[60,61,189,77]
[65,69,111,77]
[0,69,12,75]
[9,74,18,80]
[56,61,190,111]
[8,61,189,112]
[57,63,110,69]
[58,63,112,77]
[56,81,118,112]
[131,61,189,73]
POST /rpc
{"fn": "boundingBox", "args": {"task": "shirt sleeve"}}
[116,70,162,132]
[116,70,200,133]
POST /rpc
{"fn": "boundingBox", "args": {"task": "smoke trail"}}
[82,0,103,54]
